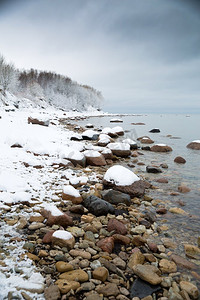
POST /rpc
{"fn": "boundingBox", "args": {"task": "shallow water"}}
[74,114,200,245]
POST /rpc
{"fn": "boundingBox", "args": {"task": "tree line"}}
[0,54,103,110]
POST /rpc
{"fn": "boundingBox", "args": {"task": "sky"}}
[0,0,200,113]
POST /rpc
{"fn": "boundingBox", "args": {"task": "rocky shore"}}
[0,112,200,300]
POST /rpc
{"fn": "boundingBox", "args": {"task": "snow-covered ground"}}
[0,100,108,299]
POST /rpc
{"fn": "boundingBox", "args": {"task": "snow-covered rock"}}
[112,126,124,135]
[187,140,200,150]
[107,142,131,157]
[103,165,140,186]
[62,185,83,204]
[41,203,73,227]
[84,150,106,166]
[82,130,99,140]
[52,230,75,249]
[123,138,138,149]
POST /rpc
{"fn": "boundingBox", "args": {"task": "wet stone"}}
[130,278,162,299]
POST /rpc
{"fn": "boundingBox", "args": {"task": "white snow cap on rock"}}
[42,203,63,216]
[192,140,200,143]
[63,185,80,197]
[123,138,137,145]
[52,230,73,240]
[102,127,116,135]
[84,150,102,157]
[82,129,98,138]
[108,142,130,151]
[112,126,124,133]
[155,144,167,146]
[60,147,85,160]
[104,165,140,186]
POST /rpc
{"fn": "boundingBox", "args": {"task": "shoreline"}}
[0,109,199,300]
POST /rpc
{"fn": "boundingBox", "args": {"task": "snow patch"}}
[104,165,140,186]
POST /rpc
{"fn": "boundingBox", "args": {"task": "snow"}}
[63,185,80,197]
[52,230,73,240]
[82,129,98,138]
[104,165,140,186]
[102,127,116,135]
[42,203,63,216]
[123,138,137,145]
[110,118,123,122]
[84,150,102,157]
[60,147,85,161]
[107,142,130,151]
[112,126,124,133]
[0,171,29,192]
[101,148,112,154]
[155,143,167,146]
[192,140,200,143]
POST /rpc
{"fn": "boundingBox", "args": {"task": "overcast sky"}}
[0,0,200,113]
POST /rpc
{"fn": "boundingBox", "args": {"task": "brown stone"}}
[28,117,49,126]
[180,281,199,299]
[187,142,200,150]
[184,244,200,260]
[151,144,172,152]
[178,185,191,193]
[97,283,120,297]
[52,235,75,250]
[40,208,73,227]
[42,231,54,243]
[103,179,150,198]
[113,234,131,245]
[137,136,154,144]
[107,219,127,235]
[59,269,89,282]
[132,236,147,247]
[97,237,115,253]
[85,154,106,166]
[44,285,61,300]
[62,192,83,204]
[133,264,162,285]
[93,267,109,282]
[159,259,177,273]
[171,254,197,270]
[55,261,74,273]
[174,156,186,164]
[55,279,80,294]
[156,178,169,183]
[128,249,145,269]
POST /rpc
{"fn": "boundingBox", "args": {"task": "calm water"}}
[74,114,200,244]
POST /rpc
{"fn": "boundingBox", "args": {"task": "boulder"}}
[103,165,149,197]
[171,254,197,270]
[107,142,131,157]
[82,130,99,140]
[130,278,162,299]
[83,195,115,216]
[62,185,83,204]
[122,138,138,149]
[174,156,186,164]
[137,136,154,144]
[151,144,172,152]
[101,189,131,206]
[84,150,106,166]
[112,126,124,135]
[159,259,177,273]
[149,128,160,133]
[187,140,200,150]
[61,148,86,167]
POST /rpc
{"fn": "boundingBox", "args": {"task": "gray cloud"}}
[0,0,199,113]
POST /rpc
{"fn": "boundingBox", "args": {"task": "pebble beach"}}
[0,109,200,300]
